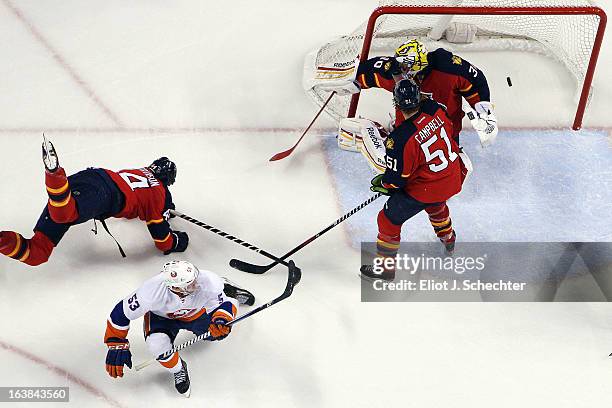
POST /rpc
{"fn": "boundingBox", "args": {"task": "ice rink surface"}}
[0,1,611,407]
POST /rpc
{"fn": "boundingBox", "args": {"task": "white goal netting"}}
[304,0,604,124]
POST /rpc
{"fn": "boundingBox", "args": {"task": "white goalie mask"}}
[162,260,200,295]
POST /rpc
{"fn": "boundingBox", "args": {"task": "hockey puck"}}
[507,76,513,87]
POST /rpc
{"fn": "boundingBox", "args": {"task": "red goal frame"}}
[347,6,608,130]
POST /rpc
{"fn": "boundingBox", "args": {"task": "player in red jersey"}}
[360,79,470,282]
[0,138,188,266]
[331,39,497,153]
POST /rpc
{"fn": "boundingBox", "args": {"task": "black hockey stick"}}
[170,209,292,269]
[230,193,383,274]
[135,260,301,371]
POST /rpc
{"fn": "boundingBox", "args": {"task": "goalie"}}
[317,37,497,162]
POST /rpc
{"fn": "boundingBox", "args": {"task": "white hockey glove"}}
[469,101,498,148]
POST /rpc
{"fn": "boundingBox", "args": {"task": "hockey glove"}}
[105,338,132,378]
[370,174,392,196]
[209,317,233,341]
[472,101,498,147]
[164,231,189,255]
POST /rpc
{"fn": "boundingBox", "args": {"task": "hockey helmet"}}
[149,157,177,186]
[162,260,200,295]
[395,39,429,74]
[393,79,422,111]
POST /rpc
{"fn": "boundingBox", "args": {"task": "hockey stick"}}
[134,260,302,371]
[269,91,336,161]
[170,209,292,269]
[230,192,383,274]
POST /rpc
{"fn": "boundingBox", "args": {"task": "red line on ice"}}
[0,126,333,134]
[0,339,126,408]
[1,0,124,127]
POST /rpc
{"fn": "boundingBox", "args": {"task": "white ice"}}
[0,1,611,407]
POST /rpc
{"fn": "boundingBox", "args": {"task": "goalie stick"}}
[230,192,383,274]
[269,91,336,161]
[134,260,302,371]
[170,209,292,269]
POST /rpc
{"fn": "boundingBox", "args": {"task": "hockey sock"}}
[0,230,54,266]
[425,203,454,242]
[375,210,401,274]
[45,168,78,224]
[158,352,182,373]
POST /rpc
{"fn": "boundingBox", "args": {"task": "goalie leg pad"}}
[458,148,473,185]
[338,117,365,152]
[360,120,388,174]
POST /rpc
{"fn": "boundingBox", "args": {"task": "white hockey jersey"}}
[105,268,238,341]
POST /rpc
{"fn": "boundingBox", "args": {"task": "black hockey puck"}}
[507,76,513,87]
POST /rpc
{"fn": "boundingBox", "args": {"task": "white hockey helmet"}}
[162,260,200,295]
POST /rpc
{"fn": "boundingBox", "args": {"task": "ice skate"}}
[42,134,60,173]
[359,264,395,282]
[223,278,255,306]
[173,359,191,398]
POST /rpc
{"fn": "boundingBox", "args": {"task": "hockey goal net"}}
[303,0,607,130]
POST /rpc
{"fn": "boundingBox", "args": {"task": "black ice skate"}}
[223,278,255,306]
[42,134,59,173]
[441,231,456,254]
[173,359,191,398]
[360,264,395,282]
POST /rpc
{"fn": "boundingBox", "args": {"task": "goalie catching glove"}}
[468,101,498,148]
[310,57,361,96]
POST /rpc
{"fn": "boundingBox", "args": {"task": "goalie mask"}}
[149,157,177,186]
[395,39,429,75]
[162,260,200,295]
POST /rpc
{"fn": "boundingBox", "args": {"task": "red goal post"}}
[304,2,607,131]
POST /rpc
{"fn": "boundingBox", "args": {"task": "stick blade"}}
[229,258,271,274]
[269,148,293,162]
[287,260,302,286]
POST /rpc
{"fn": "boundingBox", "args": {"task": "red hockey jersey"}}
[104,168,175,252]
[381,98,463,203]
[356,48,490,140]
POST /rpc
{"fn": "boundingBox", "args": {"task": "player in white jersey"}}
[103,260,255,397]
